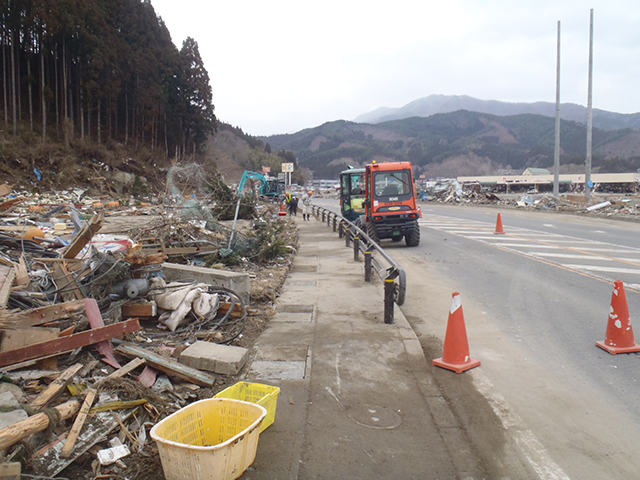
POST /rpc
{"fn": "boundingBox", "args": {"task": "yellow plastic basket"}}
[150,398,267,480]
[214,382,280,433]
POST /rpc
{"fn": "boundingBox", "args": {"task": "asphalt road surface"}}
[315,198,640,480]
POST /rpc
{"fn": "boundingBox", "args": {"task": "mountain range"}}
[353,94,640,131]
[262,106,640,179]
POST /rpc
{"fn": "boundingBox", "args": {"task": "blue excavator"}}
[237,171,285,201]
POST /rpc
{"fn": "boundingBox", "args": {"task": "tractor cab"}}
[339,167,366,222]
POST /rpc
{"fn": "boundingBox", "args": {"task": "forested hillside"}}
[2,0,215,153]
[1,0,218,190]
[263,111,640,179]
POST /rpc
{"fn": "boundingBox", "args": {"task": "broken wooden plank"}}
[0,299,86,329]
[60,388,97,459]
[0,462,20,480]
[62,213,103,259]
[217,301,246,318]
[0,184,12,197]
[0,197,25,212]
[29,363,83,410]
[0,318,141,368]
[90,399,148,414]
[121,301,157,318]
[0,327,60,352]
[95,357,145,388]
[14,254,29,287]
[115,342,216,387]
[0,266,15,310]
[32,407,138,478]
[53,262,84,302]
[0,399,80,450]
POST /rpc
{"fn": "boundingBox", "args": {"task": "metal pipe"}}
[228,198,242,248]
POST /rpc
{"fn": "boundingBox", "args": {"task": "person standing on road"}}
[301,191,313,220]
[287,194,298,216]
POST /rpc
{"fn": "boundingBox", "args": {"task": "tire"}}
[405,221,420,247]
[366,221,379,245]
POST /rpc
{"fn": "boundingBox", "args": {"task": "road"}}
[314,198,640,479]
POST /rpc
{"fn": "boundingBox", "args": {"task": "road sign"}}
[282,163,294,173]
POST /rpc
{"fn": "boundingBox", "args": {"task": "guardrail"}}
[310,205,407,324]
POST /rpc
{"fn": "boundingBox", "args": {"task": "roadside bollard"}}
[333,217,337,232]
[353,235,360,261]
[338,221,344,238]
[364,251,372,282]
[384,278,395,324]
[322,211,326,222]
[345,228,351,248]
[327,213,332,227]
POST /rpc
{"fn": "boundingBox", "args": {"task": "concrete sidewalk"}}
[240,216,484,480]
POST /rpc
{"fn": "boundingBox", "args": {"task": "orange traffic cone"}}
[494,213,505,234]
[596,281,640,354]
[433,292,481,373]
[278,201,287,217]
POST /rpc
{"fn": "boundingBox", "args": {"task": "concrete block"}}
[162,263,251,305]
[0,383,23,400]
[0,391,20,409]
[179,341,250,375]
[0,410,28,430]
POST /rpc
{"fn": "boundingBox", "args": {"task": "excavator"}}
[237,171,285,201]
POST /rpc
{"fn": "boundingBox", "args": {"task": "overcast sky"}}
[150,0,640,137]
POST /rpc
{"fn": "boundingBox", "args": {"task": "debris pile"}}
[422,181,640,219]
[0,183,297,479]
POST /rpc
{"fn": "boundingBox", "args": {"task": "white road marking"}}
[528,253,613,260]
[570,247,640,254]
[472,371,572,480]
[495,244,561,249]
[543,224,556,228]
[562,264,640,275]
[526,239,597,244]
[335,353,342,395]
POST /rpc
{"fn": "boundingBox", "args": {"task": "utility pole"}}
[585,9,594,201]
[553,20,561,199]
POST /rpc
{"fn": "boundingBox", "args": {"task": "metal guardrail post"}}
[364,251,372,282]
[333,217,337,232]
[322,211,326,222]
[353,235,360,261]
[327,212,332,226]
[384,278,395,324]
[345,227,351,247]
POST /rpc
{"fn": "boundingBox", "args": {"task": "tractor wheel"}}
[405,221,420,247]
[366,221,380,245]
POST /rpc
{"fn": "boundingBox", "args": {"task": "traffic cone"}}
[433,292,481,373]
[494,213,505,234]
[278,201,287,216]
[596,281,640,354]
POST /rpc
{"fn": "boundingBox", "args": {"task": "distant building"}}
[522,168,551,175]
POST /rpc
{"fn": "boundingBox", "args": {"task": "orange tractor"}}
[340,161,421,246]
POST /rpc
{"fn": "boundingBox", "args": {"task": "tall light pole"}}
[553,21,561,199]
[585,9,594,201]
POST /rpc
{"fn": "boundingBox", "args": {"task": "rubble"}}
[422,180,640,220]
[0,181,297,479]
